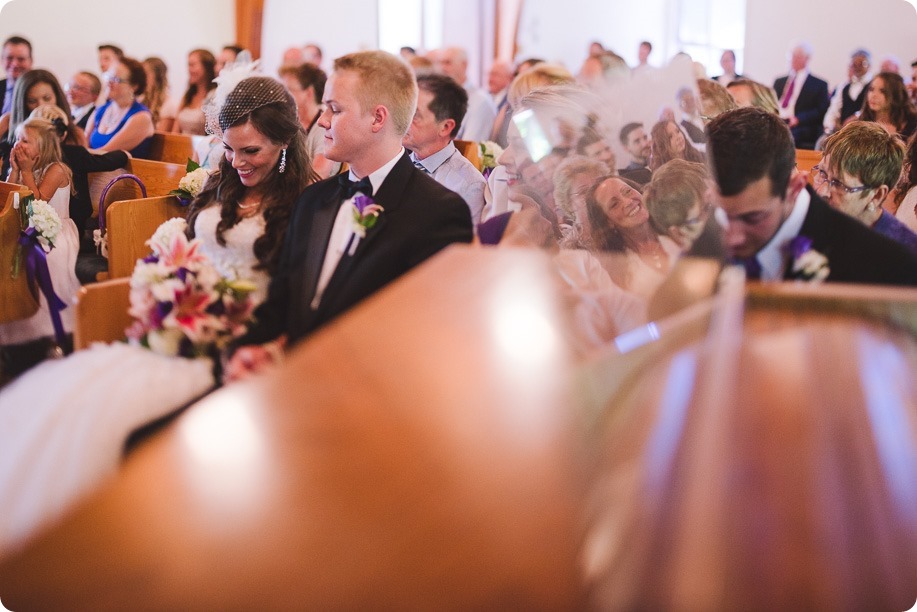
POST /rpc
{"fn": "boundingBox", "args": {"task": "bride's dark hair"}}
[186,78,318,274]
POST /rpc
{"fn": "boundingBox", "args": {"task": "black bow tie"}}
[338,174,373,199]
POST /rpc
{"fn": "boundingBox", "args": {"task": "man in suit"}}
[773,43,830,150]
[403,73,486,224]
[1,36,32,115]
[617,122,653,186]
[822,49,873,138]
[227,50,473,380]
[706,107,917,286]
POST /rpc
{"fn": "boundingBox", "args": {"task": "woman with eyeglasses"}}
[85,56,154,157]
[818,121,917,254]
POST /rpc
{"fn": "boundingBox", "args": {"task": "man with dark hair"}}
[706,107,917,285]
[1,35,32,115]
[618,122,652,185]
[403,73,485,222]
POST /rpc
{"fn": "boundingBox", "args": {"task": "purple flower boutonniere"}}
[349,194,384,255]
[787,235,830,282]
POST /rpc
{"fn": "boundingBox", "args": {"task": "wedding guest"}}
[86,57,154,157]
[174,49,216,135]
[893,134,917,233]
[1,116,81,354]
[713,50,742,87]
[29,104,128,235]
[643,158,713,249]
[1,36,32,115]
[437,46,496,142]
[773,43,830,150]
[726,78,780,115]
[403,73,486,223]
[553,155,609,248]
[585,175,681,298]
[822,49,873,137]
[227,50,473,380]
[215,44,244,74]
[649,119,704,171]
[818,121,917,253]
[141,57,178,132]
[65,71,101,130]
[857,72,917,142]
[706,106,917,285]
[303,43,323,67]
[96,43,123,103]
[278,61,338,178]
[697,78,737,122]
[618,122,652,185]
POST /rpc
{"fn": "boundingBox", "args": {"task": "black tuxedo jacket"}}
[790,188,917,286]
[0,78,8,115]
[773,74,830,149]
[237,152,474,348]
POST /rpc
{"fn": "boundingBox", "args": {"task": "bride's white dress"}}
[0,182,81,345]
[0,206,268,556]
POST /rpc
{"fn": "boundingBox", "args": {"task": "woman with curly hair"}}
[649,119,705,171]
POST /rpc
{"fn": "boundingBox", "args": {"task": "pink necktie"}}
[781,75,796,109]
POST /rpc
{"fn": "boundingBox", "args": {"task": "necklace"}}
[237,200,260,210]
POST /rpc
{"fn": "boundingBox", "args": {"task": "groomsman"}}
[706,107,917,285]
[228,51,473,380]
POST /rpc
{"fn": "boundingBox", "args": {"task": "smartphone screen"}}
[512,108,552,163]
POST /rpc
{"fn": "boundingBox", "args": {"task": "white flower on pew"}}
[27,199,62,252]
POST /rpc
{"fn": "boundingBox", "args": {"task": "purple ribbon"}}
[18,228,67,346]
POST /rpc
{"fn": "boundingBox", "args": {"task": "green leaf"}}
[185,158,201,172]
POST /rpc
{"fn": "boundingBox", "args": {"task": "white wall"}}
[260,0,380,76]
[0,0,233,98]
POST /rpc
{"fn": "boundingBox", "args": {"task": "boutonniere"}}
[349,194,384,255]
[787,235,830,282]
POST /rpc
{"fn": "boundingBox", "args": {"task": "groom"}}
[227,51,473,379]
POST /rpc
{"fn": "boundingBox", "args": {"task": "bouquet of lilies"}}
[169,159,213,205]
[125,219,256,358]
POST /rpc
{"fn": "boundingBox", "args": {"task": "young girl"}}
[1,117,81,351]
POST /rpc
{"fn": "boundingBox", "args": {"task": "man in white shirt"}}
[823,49,872,137]
[66,71,101,130]
[228,50,473,379]
[404,73,486,224]
[437,46,496,142]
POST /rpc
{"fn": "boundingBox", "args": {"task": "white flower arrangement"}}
[147,217,190,255]
[27,199,62,252]
[479,140,504,172]
[791,249,830,282]
[178,167,212,198]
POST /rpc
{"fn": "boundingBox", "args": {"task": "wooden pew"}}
[796,148,823,186]
[0,182,38,324]
[88,158,184,220]
[73,277,131,349]
[146,131,195,165]
[454,139,483,171]
[105,196,187,279]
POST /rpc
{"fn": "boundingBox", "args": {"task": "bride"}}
[0,71,317,556]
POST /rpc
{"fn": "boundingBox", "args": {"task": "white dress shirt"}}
[779,70,809,120]
[411,141,486,224]
[312,147,404,309]
[755,188,810,281]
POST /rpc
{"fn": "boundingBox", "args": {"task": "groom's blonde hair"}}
[333,50,417,136]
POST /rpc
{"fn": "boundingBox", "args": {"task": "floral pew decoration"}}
[12,192,67,352]
[168,159,213,207]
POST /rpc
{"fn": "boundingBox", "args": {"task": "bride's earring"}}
[278,148,287,174]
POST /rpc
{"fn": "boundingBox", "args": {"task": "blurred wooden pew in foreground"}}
[0,250,914,609]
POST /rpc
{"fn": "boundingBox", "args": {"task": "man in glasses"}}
[66,71,101,130]
[818,121,917,253]
[706,106,917,285]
